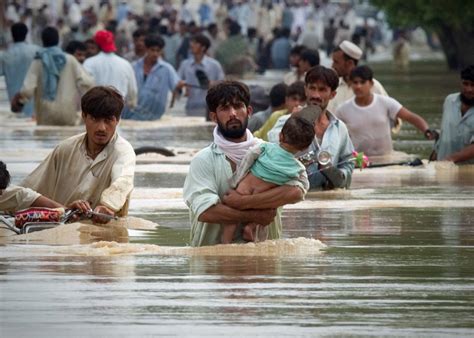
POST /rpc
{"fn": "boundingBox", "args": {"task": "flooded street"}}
[1,63,474,336]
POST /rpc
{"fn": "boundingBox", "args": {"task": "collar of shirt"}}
[191,55,210,66]
[80,132,118,165]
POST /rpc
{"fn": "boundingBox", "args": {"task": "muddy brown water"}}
[1,63,473,336]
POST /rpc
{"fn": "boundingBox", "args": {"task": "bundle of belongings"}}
[14,207,65,228]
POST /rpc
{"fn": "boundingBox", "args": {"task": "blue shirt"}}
[178,55,225,117]
[271,37,291,69]
[123,58,180,120]
[0,42,40,116]
[435,93,474,164]
[296,111,355,190]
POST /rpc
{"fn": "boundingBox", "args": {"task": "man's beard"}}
[460,93,474,106]
[217,117,248,139]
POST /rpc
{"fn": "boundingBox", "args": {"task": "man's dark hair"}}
[300,49,320,67]
[191,34,211,52]
[228,20,241,36]
[0,161,11,190]
[333,46,359,65]
[461,65,474,82]
[65,40,86,54]
[132,28,146,39]
[350,65,373,81]
[280,27,291,38]
[290,45,306,56]
[281,116,315,151]
[247,27,257,39]
[145,35,165,49]
[11,22,28,42]
[305,65,339,91]
[207,23,217,32]
[206,81,250,113]
[41,26,59,47]
[81,86,124,120]
[287,81,306,100]
[269,83,288,108]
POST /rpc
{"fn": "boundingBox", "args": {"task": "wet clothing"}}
[435,93,474,164]
[0,185,41,212]
[296,111,355,190]
[123,58,180,120]
[21,132,135,215]
[336,94,402,156]
[83,52,137,107]
[327,77,387,113]
[178,55,224,117]
[0,41,40,116]
[20,53,94,126]
[183,142,308,247]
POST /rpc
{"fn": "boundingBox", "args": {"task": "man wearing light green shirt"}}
[433,65,474,164]
[183,81,308,247]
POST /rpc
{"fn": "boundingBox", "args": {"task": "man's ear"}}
[81,112,87,121]
[247,105,253,116]
[329,90,337,100]
[209,111,217,123]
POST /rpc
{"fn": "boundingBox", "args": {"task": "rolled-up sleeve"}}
[100,142,136,212]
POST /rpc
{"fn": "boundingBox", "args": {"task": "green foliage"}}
[370,0,474,31]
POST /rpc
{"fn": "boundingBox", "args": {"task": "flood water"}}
[1,61,474,336]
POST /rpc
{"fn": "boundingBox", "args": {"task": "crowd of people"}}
[1,0,391,122]
[0,1,473,246]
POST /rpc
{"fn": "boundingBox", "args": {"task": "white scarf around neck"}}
[213,126,258,166]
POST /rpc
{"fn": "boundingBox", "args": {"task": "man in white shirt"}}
[11,26,94,126]
[21,86,136,223]
[336,65,435,156]
[83,30,138,109]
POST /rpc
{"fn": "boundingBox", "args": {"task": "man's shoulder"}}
[158,59,178,73]
[445,93,460,103]
[192,144,216,162]
[203,56,223,68]
[58,132,86,148]
[114,134,135,152]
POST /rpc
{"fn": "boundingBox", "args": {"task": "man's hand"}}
[11,93,24,113]
[92,205,115,224]
[222,189,244,210]
[424,129,439,140]
[67,200,92,222]
[68,200,92,213]
[249,208,277,226]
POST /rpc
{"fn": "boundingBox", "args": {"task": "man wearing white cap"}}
[328,40,387,113]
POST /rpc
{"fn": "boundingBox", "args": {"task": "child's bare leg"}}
[243,223,258,242]
[221,223,237,244]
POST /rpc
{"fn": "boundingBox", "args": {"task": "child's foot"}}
[242,225,255,242]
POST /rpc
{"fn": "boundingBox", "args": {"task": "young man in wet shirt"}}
[183,81,308,247]
[20,86,136,223]
[296,65,355,191]
[432,65,474,164]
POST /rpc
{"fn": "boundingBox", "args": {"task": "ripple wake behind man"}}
[20,86,136,223]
